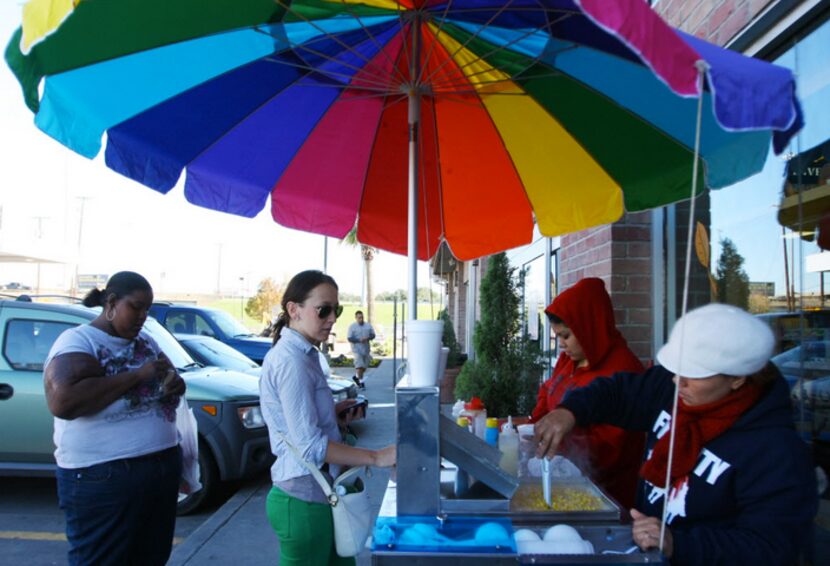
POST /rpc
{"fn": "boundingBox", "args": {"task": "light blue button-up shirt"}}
[260,328,341,502]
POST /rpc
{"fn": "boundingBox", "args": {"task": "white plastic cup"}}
[406,320,444,386]
[436,346,450,382]
[517,424,536,479]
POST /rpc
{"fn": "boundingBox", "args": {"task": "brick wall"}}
[559,211,654,361]
[656,0,773,43]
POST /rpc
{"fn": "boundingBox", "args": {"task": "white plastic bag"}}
[176,397,202,494]
[330,466,373,557]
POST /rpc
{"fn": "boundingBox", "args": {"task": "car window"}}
[193,314,215,337]
[183,339,258,372]
[166,313,192,334]
[141,318,196,369]
[205,309,252,337]
[4,319,75,370]
[757,310,830,354]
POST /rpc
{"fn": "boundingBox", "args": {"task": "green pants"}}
[266,486,356,566]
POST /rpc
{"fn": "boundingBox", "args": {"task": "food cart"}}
[369,379,665,564]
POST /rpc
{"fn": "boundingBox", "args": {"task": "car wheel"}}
[176,440,218,516]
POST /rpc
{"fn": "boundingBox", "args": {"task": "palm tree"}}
[342,227,377,324]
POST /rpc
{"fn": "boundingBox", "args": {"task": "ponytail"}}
[81,288,106,308]
[272,312,288,346]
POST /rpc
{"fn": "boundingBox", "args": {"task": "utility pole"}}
[72,197,92,297]
[32,215,50,295]
[239,276,245,322]
[216,243,223,296]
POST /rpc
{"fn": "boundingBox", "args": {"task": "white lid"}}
[500,416,517,436]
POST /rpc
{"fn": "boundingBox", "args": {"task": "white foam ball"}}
[543,524,582,542]
[513,529,541,542]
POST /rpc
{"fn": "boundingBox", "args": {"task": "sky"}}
[0,3,432,298]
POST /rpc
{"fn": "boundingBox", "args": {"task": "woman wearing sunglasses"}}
[259,270,396,565]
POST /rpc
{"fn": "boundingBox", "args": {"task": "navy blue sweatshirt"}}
[560,366,818,565]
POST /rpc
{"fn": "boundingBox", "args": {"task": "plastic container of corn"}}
[508,478,620,523]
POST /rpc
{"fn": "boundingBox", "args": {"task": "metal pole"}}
[323,236,328,273]
[544,238,552,375]
[73,197,90,297]
[407,14,422,322]
[392,296,398,387]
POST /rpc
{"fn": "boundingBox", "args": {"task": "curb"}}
[168,481,262,566]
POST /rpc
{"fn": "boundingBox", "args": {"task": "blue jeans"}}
[56,446,182,566]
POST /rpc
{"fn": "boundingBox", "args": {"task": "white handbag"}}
[276,431,373,558]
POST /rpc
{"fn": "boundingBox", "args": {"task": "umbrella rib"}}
[425,12,570,91]
[418,0,520,88]
[438,6,580,15]
[417,0,458,87]
[272,0,400,90]
[261,55,400,92]
[255,26,399,91]
[332,0,410,87]
[430,68,566,94]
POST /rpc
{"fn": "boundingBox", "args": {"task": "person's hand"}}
[534,408,576,459]
[136,359,170,382]
[373,445,396,468]
[336,399,358,426]
[162,369,186,397]
[630,509,673,556]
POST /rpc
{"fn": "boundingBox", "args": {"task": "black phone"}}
[339,398,368,417]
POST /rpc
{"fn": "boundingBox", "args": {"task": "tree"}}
[375,289,407,302]
[437,308,463,368]
[716,238,750,309]
[245,278,284,324]
[454,253,544,417]
[416,287,442,303]
[343,228,377,324]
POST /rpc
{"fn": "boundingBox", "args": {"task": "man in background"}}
[347,310,375,389]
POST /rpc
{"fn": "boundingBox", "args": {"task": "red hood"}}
[545,277,626,367]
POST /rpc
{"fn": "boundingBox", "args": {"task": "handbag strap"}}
[273,430,336,502]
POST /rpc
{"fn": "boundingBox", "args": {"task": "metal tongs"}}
[541,457,552,507]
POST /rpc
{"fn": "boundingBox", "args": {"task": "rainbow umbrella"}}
[6,0,801,304]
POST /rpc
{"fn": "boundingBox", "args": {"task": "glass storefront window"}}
[704,16,830,458]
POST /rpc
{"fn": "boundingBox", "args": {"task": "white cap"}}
[656,303,774,379]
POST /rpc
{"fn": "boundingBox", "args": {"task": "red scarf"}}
[640,383,764,488]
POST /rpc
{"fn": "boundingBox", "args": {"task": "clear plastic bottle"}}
[498,416,519,476]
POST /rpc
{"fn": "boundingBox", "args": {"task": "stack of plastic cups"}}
[406,320,444,386]
[517,424,536,479]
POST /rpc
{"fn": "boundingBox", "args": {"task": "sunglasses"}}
[312,304,343,320]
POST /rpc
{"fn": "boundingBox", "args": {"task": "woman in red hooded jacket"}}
[529,277,645,508]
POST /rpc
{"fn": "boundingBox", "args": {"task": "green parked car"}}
[0,298,273,514]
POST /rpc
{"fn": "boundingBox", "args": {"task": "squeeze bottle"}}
[485,418,500,446]
[462,397,487,439]
[498,416,519,475]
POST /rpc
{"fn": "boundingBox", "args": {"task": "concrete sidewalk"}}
[169,358,401,566]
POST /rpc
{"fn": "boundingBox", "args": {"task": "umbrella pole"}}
[659,60,709,554]
[408,91,420,321]
[407,14,423,321]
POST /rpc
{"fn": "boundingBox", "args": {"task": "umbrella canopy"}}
[7,0,801,263]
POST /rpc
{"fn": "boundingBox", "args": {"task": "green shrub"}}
[454,253,544,417]
[437,309,463,368]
